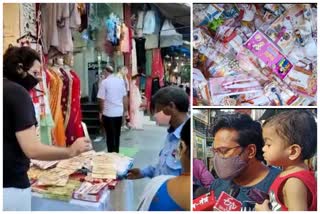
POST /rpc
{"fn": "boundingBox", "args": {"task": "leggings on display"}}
[102,116,123,153]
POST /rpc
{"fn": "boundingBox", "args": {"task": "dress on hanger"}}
[143,10,156,34]
[131,39,138,76]
[65,70,84,146]
[120,23,130,53]
[136,11,145,30]
[47,67,66,147]
[59,68,70,123]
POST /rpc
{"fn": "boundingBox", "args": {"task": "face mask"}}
[17,73,39,91]
[213,152,248,180]
[154,111,171,126]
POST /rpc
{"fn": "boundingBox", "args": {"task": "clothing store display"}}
[135,37,146,67]
[41,3,81,55]
[3,79,37,189]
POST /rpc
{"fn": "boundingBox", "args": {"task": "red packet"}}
[244,30,293,80]
[193,191,216,211]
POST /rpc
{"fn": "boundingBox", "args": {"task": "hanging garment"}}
[59,68,71,123]
[145,34,159,49]
[120,23,130,53]
[131,39,138,76]
[65,68,74,129]
[78,3,89,32]
[136,11,145,30]
[65,70,84,146]
[135,38,146,67]
[143,10,156,34]
[20,3,37,36]
[40,68,55,146]
[41,4,81,55]
[145,77,153,110]
[129,80,143,130]
[152,49,165,87]
[145,50,153,76]
[160,19,183,48]
[47,67,66,147]
[139,75,146,91]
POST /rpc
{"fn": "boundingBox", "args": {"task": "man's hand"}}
[69,137,92,157]
[127,168,143,179]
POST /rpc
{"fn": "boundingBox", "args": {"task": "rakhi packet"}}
[244,30,293,80]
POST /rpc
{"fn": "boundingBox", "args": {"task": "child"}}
[255,110,317,211]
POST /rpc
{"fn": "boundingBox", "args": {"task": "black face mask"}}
[16,73,39,91]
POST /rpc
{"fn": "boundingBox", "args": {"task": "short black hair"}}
[3,46,41,81]
[180,118,190,157]
[263,110,317,160]
[151,86,189,113]
[212,113,264,161]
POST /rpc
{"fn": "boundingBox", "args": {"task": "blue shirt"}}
[141,119,188,178]
[210,166,281,211]
[149,180,185,211]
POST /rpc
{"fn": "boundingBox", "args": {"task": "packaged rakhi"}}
[244,30,293,80]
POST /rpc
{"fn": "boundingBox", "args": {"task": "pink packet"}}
[244,30,293,80]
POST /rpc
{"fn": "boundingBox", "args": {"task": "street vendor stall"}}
[28,151,133,211]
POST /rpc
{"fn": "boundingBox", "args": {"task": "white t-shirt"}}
[97,74,127,117]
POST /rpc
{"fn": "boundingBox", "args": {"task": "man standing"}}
[97,65,129,153]
[127,86,189,179]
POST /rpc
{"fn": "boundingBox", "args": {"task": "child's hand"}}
[255,200,271,211]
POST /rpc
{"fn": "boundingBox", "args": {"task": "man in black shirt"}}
[3,47,92,211]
